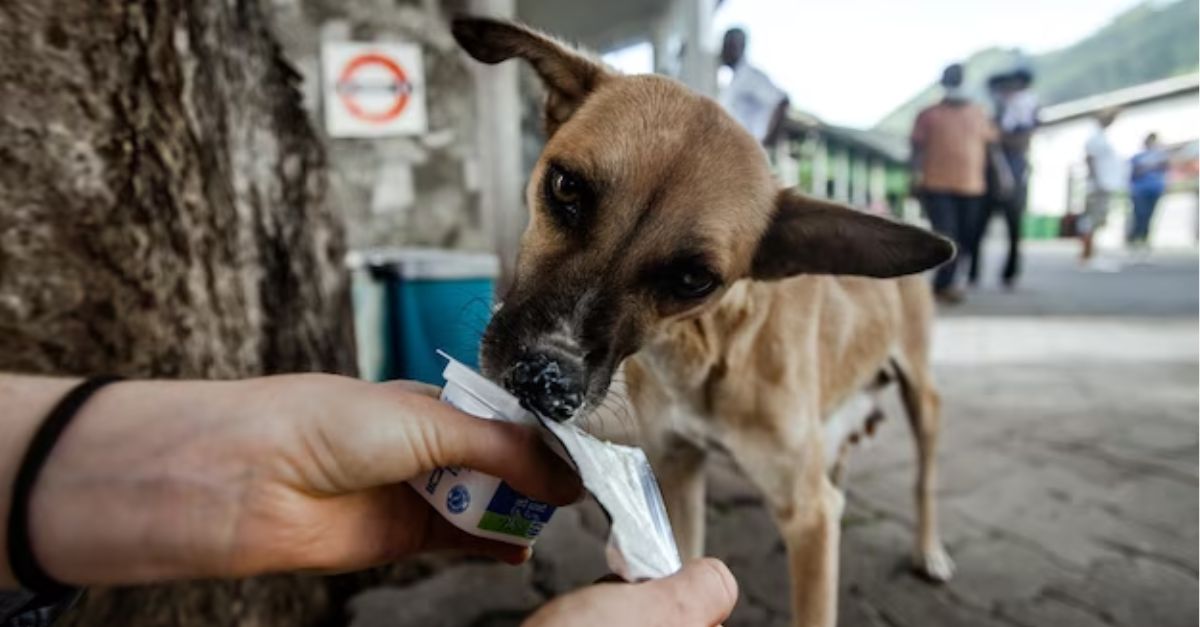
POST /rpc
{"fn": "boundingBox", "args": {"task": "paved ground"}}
[350,241,1199,627]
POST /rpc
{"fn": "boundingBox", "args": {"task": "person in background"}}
[972,67,1038,290]
[910,63,1000,304]
[718,28,790,147]
[1127,132,1170,257]
[1080,108,1124,270]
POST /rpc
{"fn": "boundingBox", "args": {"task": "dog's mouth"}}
[481,299,622,423]
[484,349,615,423]
[503,354,584,422]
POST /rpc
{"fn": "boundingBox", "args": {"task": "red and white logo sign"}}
[323,43,427,137]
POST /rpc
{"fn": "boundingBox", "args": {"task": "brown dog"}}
[452,17,956,626]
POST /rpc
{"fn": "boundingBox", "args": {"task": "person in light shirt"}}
[1080,108,1125,269]
[718,28,789,147]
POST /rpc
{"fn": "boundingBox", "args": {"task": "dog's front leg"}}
[624,359,709,559]
[649,438,708,559]
[728,427,843,627]
[780,475,844,627]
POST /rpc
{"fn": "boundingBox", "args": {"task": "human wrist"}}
[0,376,81,588]
[27,378,254,586]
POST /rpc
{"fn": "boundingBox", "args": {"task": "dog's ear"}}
[750,188,956,280]
[452,16,611,137]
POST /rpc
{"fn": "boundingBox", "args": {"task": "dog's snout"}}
[505,352,584,422]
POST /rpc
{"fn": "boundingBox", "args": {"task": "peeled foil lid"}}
[537,416,682,581]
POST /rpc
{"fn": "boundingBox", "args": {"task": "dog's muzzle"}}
[505,351,584,422]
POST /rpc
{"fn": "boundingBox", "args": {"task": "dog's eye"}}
[544,165,589,226]
[670,268,718,300]
[549,169,581,204]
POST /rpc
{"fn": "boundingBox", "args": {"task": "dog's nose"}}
[505,352,584,422]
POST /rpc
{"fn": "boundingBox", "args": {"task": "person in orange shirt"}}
[911,64,1005,304]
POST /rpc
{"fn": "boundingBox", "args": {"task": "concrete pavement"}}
[350,241,1199,627]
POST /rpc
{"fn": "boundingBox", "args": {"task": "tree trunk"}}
[1,0,356,624]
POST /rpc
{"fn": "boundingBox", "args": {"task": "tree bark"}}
[1,0,356,624]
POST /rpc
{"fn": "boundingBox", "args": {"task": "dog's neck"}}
[631,279,781,396]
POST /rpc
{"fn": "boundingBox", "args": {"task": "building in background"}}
[271,0,503,253]
[774,112,915,218]
[270,0,724,287]
[1027,73,1200,247]
[268,0,1196,290]
[519,0,719,96]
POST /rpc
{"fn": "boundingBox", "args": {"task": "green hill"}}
[874,0,1199,136]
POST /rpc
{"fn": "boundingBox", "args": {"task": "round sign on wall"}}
[322,43,428,137]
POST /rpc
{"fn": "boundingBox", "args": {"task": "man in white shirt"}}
[1081,108,1124,265]
[718,28,789,146]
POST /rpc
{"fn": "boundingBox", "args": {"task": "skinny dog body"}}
[453,17,956,626]
[625,273,949,627]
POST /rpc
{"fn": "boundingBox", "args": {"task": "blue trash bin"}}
[351,248,499,385]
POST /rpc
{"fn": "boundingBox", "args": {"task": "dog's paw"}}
[913,546,956,583]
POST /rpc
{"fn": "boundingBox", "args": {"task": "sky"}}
[706,0,1150,128]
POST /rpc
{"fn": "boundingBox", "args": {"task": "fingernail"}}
[697,558,738,605]
[508,547,533,565]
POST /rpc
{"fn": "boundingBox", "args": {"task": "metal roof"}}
[783,111,910,164]
[1040,73,1200,125]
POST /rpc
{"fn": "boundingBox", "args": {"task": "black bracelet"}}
[6,375,123,599]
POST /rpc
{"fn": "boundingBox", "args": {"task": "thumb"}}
[526,558,738,627]
[307,382,581,505]
[383,379,442,399]
[633,558,739,625]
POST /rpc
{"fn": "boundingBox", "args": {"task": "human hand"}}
[522,559,738,627]
[24,374,582,586]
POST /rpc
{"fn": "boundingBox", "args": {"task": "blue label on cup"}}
[476,481,555,538]
[447,484,471,514]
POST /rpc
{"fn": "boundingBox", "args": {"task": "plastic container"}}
[407,353,556,546]
[347,248,499,384]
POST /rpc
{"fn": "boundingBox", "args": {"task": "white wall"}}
[271,0,493,252]
[1027,91,1199,248]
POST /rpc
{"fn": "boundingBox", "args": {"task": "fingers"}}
[255,484,533,576]
[384,380,442,399]
[314,382,581,505]
[525,558,738,627]
[632,559,739,625]
[429,410,582,505]
[422,515,533,566]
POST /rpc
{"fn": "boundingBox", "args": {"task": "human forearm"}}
[32,379,263,586]
[2,376,256,588]
[0,375,81,587]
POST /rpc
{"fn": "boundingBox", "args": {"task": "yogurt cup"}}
[407,352,556,546]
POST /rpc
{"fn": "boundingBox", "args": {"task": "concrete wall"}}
[270,0,489,251]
